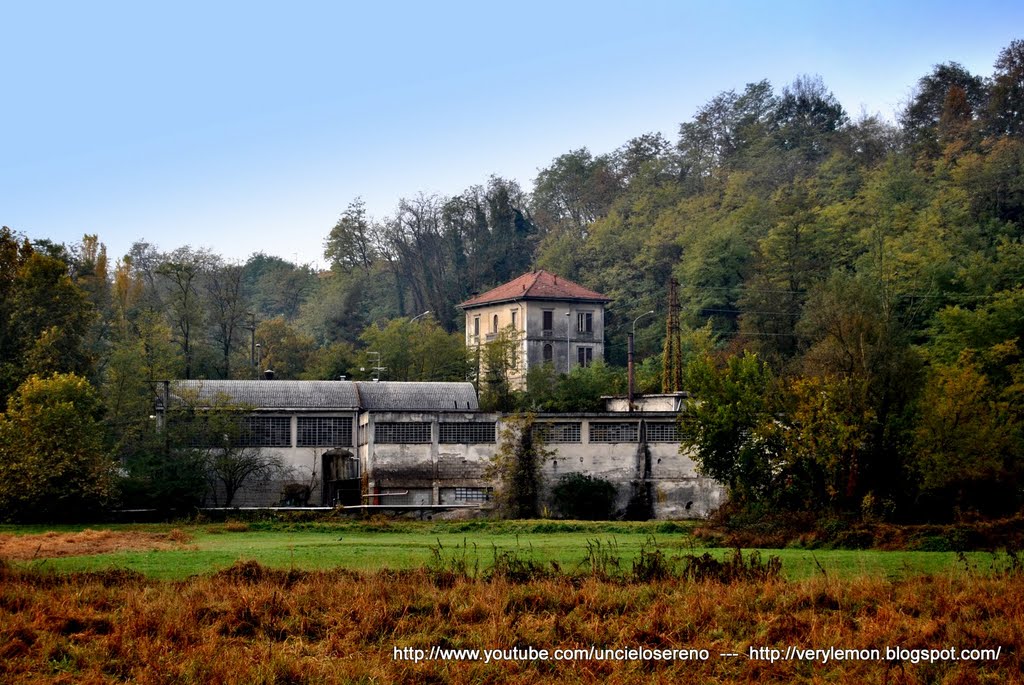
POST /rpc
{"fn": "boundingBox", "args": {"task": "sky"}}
[2,1,1022,268]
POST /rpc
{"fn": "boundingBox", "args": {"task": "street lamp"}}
[628,310,656,411]
[410,310,431,323]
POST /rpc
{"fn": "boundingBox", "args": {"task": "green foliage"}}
[487,414,552,519]
[478,327,523,412]
[169,391,285,508]
[551,473,618,520]
[522,361,622,412]
[255,317,317,379]
[0,373,115,522]
[681,352,783,504]
[358,316,467,382]
[912,354,1023,517]
[117,432,208,512]
[0,234,95,404]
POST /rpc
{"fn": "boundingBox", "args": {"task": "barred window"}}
[439,422,496,444]
[534,422,582,443]
[297,417,353,447]
[179,415,290,447]
[455,487,492,502]
[374,422,431,444]
[237,416,291,447]
[589,422,639,443]
[646,422,681,443]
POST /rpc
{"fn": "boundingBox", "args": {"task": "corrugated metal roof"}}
[354,381,479,411]
[170,380,360,409]
[168,380,479,411]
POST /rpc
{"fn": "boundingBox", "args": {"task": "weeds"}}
[679,548,782,583]
[581,538,621,579]
[0,560,1019,684]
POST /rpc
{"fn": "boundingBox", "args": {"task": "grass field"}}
[2,519,1022,683]
[1,519,1017,580]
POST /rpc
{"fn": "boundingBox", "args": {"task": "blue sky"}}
[2,1,1021,267]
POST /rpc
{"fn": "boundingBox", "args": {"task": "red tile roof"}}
[460,270,610,308]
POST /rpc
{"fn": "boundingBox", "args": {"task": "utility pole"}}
[245,313,257,377]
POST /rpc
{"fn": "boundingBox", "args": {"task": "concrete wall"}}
[201,412,357,508]
[358,412,724,519]
[203,408,725,518]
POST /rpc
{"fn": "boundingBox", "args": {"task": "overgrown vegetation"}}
[0,553,1020,683]
[487,414,552,518]
[551,473,618,520]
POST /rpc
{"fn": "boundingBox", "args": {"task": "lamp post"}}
[628,310,656,411]
[410,310,431,323]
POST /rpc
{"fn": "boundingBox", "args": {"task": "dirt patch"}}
[0,529,193,560]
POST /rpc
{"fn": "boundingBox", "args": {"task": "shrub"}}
[551,472,618,520]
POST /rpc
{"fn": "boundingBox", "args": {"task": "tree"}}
[680,351,783,505]
[256,317,317,379]
[486,413,552,519]
[358,316,468,382]
[779,375,877,513]
[912,354,1022,517]
[533,148,621,240]
[772,75,848,165]
[157,247,213,379]
[478,327,523,411]
[1,240,95,403]
[325,197,377,274]
[0,373,115,522]
[169,392,284,508]
[901,62,987,153]
[205,261,248,378]
[987,39,1024,137]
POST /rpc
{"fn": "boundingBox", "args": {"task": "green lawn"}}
[3,520,1013,580]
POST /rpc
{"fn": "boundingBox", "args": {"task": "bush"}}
[0,373,115,522]
[551,473,618,520]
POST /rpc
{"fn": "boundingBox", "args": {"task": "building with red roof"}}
[459,270,610,387]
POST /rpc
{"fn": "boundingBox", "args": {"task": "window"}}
[646,422,681,443]
[590,422,639,443]
[439,422,496,444]
[577,346,593,367]
[492,314,499,333]
[473,316,480,337]
[455,487,492,502]
[542,343,553,363]
[534,422,582,443]
[577,312,593,333]
[297,417,353,447]
[374,422,431,444]
[510,310,517,329]
[542,310,553,333]
[237,416,291,447]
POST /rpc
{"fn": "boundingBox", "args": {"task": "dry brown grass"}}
[0,559,1021,684]
[0,529,193,560]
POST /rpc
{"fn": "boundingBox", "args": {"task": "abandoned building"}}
[161,379,725,518]
[459,270,611,386]
[153,270,730,517]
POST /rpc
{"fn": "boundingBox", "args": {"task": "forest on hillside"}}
[1,39,1023,523]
